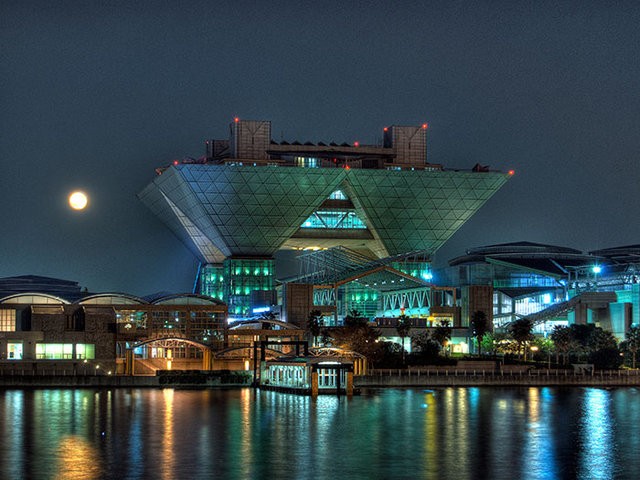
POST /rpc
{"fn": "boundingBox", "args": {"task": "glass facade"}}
[199,265,225,301]
[301,211,367,229]
[294,156,319,168]
[199,260,276,316]
[343,284,379,319]
[0,309,16,332]
[35,343,95,360]
[392,261,432,281]
[224,258,275,316]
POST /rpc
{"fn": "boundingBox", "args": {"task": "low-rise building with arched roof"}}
[0,284,228,375]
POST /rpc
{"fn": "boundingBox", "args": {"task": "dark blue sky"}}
[2,0,639,295]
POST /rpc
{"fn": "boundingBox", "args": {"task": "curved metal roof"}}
[0,292,70,305]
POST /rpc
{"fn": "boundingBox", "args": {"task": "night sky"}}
[2,1,639,295]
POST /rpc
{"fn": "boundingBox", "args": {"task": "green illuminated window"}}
[301,211,367,229]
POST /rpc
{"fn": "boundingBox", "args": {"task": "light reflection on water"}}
[0,387,638,479]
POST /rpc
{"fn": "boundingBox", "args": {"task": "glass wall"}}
[392,261,432,281]
[224,258,275,316]
[343,284,379,319]
[199,265,225,302]
[0,309,16,332]
[301,211,367,229]
[35,343,95,360]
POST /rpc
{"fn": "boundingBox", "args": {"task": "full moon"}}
[69,191,88,210]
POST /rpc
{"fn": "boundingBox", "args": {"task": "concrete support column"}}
[202,349,212,370]
[346,371,354,396]
[125,350,135,375]
[311,371,318,397]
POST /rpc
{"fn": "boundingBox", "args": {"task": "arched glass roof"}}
[0,293,69,305]
[152,294,225,306]
[78,293,146,305]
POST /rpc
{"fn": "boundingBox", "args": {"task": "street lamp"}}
[530,345,539,362]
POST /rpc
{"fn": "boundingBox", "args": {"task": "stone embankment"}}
[0,371,253,388]
[356,368,640,387]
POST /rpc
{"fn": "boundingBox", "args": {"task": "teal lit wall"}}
[391,261,432,281]
[342,284,379,319]
[224,258,275,316]
[199,259,275,316]
[199,265,225,302]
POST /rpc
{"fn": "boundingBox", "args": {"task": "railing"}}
[367,368,640,378]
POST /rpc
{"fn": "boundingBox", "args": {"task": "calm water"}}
[0,387,639,479]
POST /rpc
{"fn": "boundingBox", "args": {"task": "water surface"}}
[0,387,638,479]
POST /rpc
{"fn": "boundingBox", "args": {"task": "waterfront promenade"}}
[1,368,639,388]
[358,368,640,387]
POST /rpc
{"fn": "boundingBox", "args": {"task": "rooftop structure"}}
[139,119,511,316]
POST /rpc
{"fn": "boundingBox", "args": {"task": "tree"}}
[621,325,640,368]
[343,309,367,327]
[307,309,322,347]
[480,332,496,357]
[509,319,534,360]
[431,319,452,355]
[589,347,623,370]
[329,310,381,364]
[412,331,442,363]
[396,315,412,364]
[551,325,572,365]
[470,311,489,355]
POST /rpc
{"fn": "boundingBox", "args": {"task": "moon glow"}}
[69,191,88,210]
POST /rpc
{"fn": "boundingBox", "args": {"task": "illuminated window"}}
[7,342,22,360]
[75,343,95,360]
[328,190,347,200]
[0,310,16,332]
[294,156,318,168]
[36,343,73,359]
[300,211,367,229]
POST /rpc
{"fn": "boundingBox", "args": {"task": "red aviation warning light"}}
[422,123,428,129]
[508,170,515,176]
[234,117,239,123]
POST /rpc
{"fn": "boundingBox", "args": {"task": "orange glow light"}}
[234,117,239,122]
[422,123,428,129]
[508,169,515,175]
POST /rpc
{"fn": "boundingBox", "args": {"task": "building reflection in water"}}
[161,388,176,480]
[54,435,102,480]
[578,388,615,479]
[522,387,558,478]
[0,386,638,478]
[422,389,438,477]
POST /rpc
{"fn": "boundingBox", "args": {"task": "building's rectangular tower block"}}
[230,120,271,160]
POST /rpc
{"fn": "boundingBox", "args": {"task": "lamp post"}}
[530,345,539,363]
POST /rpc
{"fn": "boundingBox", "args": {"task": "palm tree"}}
[431,319,452,355]
[470,311,489,355]
[307,309,322,347]
[396,315,412,364]
[509,319,534,360]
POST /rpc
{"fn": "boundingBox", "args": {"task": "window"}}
[35,343,95,359]
[0,310,16,332]
[7,342,22,360]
